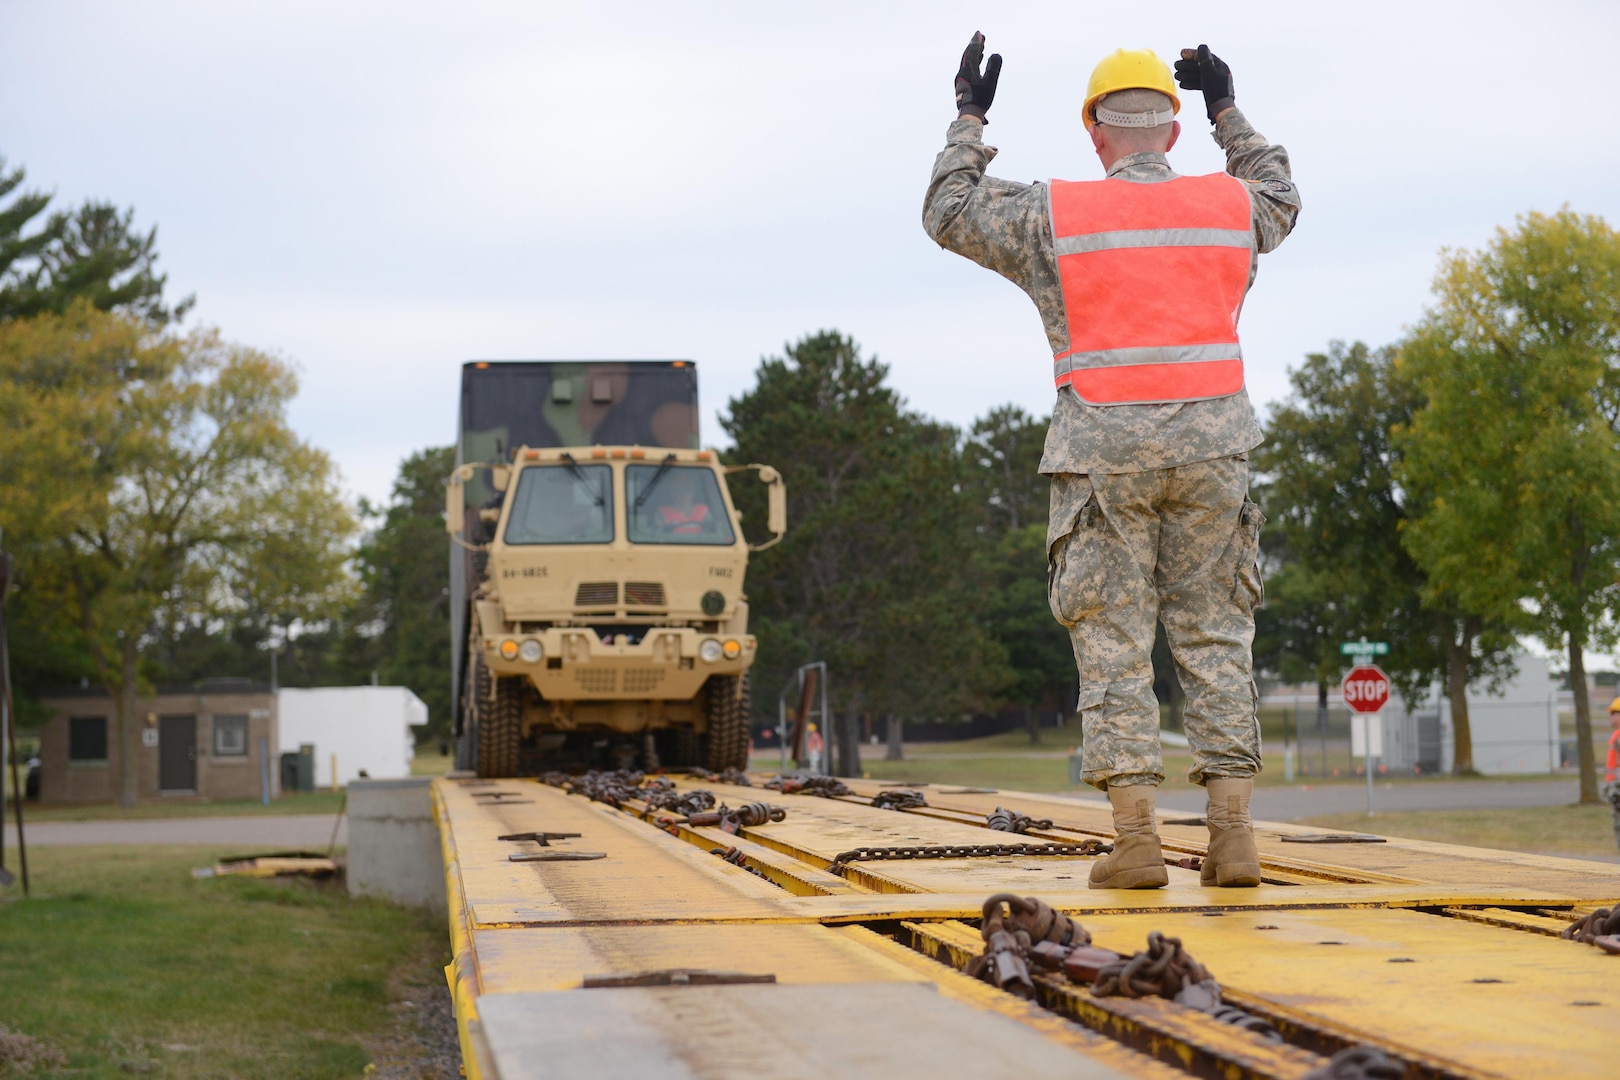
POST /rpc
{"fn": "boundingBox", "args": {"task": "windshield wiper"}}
[559,453,605,506]
[633,453,679,509]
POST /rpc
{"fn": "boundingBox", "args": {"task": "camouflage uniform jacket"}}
[922,109,1301,475]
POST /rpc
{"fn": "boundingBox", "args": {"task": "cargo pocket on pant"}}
[1230,496,1266,612]
[1074,682,1106,719]
[1047,478,1105,629]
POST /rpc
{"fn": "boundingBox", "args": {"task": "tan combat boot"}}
[1088,785,1168,890]
[1202,777,1261,887]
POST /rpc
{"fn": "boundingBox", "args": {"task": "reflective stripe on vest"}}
[1048,172,1253,406]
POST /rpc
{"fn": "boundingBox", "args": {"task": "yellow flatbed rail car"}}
[432,774,1618,1079]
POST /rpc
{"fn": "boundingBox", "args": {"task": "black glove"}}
[954,31,1002,122]
[1174,44,1235,123]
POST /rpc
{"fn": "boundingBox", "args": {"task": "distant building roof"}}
[40,679,273,699]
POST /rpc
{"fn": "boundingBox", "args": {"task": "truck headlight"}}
[699,639,723,663]
[722,639,742,660]
[498,639,519,661]
[519,639,543,663]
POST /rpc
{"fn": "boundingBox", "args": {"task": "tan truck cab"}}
[447,444,783,776]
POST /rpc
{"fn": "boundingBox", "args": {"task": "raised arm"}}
[1176,44,1301,254]
[923,34,1051,290]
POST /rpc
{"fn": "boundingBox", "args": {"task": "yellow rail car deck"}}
[434,775,1618,1079]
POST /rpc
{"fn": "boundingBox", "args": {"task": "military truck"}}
[446,361,784,777]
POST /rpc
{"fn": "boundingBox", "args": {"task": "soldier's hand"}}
[954,31,1002,123]
[1175,44,1235,123]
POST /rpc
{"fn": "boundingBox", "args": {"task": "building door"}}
[159,715,197,792]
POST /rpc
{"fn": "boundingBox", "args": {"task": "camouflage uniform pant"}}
[1047,455,1265,790]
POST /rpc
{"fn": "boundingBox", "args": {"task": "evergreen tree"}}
[721,331,1008,726]
[0,154,189,325]
[349,447,455,741]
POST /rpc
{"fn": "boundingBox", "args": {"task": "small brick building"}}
[37,679,279,804]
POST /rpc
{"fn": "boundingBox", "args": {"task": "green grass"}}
[900,706,1302,755]
[411,749,455,777]
[1297,804,1618,858]
[0,845,450,1078]
[14,789,346,823]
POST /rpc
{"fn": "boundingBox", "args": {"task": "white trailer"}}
[277,686,425,788]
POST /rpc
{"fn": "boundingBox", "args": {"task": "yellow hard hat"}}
[1608,696,1620,713]
[808,723,818,732]
[1083,48,1180,130]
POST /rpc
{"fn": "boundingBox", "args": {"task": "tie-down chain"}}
[964,893,1410,1077]
[986,806,1054,834]
[825,840,1110,875]
[871,789,929,811]
[1561,906,1620,955]
[966,893,1277,1036]
[685,766,753,787]
[764,775,852,797]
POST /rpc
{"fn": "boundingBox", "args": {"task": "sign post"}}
[1342,662,1390,816]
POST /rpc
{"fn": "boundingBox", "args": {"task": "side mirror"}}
[445,463,481,538]
[725,463,788,550]
[445,473,465,536]
[761,466,786,539]
[490,465,511,493]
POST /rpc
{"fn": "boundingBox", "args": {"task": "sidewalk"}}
[5,814,347,848]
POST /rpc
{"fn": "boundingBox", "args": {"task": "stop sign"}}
[1342,664,1390,713]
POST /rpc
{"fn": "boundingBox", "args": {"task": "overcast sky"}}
[4,0,1619,511]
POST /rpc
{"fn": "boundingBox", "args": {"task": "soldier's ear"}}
[1164,120,1181,153]
[1088,124,1106,155]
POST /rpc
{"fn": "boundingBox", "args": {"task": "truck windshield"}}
[625,465,736,546]
[504,464,614,544]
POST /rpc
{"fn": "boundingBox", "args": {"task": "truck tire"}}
[474,656,524,778]
[705,673,751,772]
[658,725,702,769]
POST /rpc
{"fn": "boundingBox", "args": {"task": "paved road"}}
[1153,778,1581,820]
[5,814,347,848]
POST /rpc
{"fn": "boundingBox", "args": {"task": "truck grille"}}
[575,669,617,693]
[574,582,618,607]
[621,668,665,693]
[623,582,667,607]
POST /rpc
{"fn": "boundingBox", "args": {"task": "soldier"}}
[923,35,1300,888]
[1605,698,1620,853]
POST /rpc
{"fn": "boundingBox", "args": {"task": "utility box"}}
[280,746,315,793]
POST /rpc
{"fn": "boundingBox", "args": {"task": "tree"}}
[721,331,1007,734]
[961,405,1073,739]
[0,305,356,806]
[1398,210,1620,801]
[1258,341,1518,772]
[0,154,189,326]
[961,405,1049,534]
[348,447,455,741]
[0,157,61,296]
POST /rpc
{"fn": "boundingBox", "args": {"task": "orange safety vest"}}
[1607,727,1618,783]
[660,504,709,534]
[1048,172,1253,406]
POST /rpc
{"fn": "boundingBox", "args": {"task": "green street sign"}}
[1340,641,1389,656]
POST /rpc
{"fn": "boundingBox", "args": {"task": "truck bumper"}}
[481,627,755,701]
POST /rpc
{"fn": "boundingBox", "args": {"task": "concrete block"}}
[347,777,446,911]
